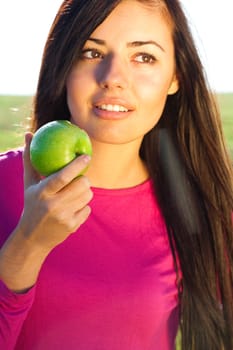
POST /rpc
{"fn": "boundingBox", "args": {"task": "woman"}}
[0,0,232,349]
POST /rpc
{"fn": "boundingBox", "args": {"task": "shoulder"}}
[0,149,24,245]
[0,147,24,197]
[0,147,23,164]
[0,148,23,174]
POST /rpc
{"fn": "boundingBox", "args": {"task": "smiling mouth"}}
[96,104,129,112]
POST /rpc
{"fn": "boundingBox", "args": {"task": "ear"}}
[167,74,179,95]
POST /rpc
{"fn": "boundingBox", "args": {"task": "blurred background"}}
[0,0,232,155]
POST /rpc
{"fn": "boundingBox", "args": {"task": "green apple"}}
[30,120,92,176]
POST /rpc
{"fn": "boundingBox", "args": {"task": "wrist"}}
[0,227,49,292]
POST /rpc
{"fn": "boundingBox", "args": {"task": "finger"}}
[73,205,92,230]
[57,178,93,212]
[58,174,91,197]
[23,132,41,190]
[59,205,92,235]
[43,155,91,194]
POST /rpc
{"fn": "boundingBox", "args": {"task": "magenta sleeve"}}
[0,280,36,350]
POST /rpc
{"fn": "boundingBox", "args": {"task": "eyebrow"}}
[87,37,165,52]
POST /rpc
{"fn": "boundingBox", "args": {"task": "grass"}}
[0,95,33,152]
[216,93,233,157]
[0,93,232,157]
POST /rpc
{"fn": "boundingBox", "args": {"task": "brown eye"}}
[81,49,104,59]
[135,53,156,64]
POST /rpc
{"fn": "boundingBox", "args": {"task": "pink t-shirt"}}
[0,149,179,350]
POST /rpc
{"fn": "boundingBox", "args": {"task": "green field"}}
[216,93,233,157]
[0,94,232,158]
[0,95,33,151]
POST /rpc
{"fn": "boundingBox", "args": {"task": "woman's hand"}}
[0,133,93,292]
[21,132,93,251]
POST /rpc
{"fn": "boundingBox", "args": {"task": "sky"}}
[0,0,232,95]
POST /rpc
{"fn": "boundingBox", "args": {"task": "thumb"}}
[23,132,41,189]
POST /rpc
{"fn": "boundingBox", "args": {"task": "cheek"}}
[136,76,169,114]
[135,76,172,131]
[136,66,173,97]
[66,73,90,115]
[67,72,86,99]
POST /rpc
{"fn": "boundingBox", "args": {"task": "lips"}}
[92,97,134,120]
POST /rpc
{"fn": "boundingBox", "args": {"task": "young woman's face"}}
[66,0,178,146]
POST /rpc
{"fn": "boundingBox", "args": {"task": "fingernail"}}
[81,155,91,163]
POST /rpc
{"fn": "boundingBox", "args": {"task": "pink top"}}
[0,149,179,350]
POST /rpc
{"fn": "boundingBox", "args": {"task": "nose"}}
[97,54,129,90]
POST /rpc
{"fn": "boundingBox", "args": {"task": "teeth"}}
[98,104,128,112]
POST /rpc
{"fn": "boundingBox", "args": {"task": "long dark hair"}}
[32,1,233,348]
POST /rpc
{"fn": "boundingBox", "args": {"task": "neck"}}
[85,140,149,189]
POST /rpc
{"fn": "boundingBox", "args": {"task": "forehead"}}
[90,0,174,50]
